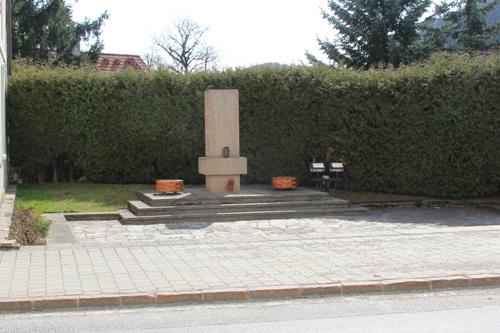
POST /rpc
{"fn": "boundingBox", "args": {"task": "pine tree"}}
[318,0,431,68]
[416,0,499,53]
[12,0,108,65]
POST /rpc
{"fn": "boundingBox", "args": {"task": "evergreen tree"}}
[318,0,431,68]
[415,0,499,54]
[12,0,108,65]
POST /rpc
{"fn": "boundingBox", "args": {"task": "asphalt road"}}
[1,288,499,333]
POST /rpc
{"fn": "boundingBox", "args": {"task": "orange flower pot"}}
[156,179,184,193]
[272,176,297,190]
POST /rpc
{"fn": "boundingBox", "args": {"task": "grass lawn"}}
[15,183,500,214]
[16,183,154,213]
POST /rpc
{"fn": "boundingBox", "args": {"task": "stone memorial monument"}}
[198,89,247,192]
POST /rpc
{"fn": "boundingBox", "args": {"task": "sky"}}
[71,0,333,68]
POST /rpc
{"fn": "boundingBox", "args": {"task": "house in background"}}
[96,53,149,72]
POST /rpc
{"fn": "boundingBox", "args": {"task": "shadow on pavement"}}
[338,206,500,227]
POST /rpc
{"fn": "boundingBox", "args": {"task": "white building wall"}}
[0,0,7,199]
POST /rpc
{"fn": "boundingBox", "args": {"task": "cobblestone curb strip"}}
[1,274,499,312]
[0,186,19,250]
[359,200,500,212]
[63,212,121,221]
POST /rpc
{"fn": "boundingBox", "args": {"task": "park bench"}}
[309,161,345,193]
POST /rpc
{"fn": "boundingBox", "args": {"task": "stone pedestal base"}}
[206,175,241,192]
[199,157,247,192]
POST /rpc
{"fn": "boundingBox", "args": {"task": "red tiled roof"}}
[96,53,149,71]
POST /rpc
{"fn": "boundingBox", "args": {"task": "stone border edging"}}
[359,200,500,212]
[64,212,121,221]
[1,274,499,312]
[0,186,19,250]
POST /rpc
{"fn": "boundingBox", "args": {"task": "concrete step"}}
[136,189,334,207]
[0,239,20,250]
[127,199,352,216]
[118,206,369,225]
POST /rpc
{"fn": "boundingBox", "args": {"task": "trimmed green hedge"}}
[8,53,500,198]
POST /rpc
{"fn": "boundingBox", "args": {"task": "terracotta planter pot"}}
[272,176,297,190]
[156,179,184,193]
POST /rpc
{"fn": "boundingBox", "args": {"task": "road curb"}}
[1,274,499,312]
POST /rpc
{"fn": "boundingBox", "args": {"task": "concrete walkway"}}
[1,207,499,310]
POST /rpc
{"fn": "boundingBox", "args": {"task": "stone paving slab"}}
[0,207,499,310]
[47,206,500,248]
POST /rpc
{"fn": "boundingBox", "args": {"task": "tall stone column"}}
[198,89,247,192]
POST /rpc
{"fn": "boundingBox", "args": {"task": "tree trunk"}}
[37,169,45,184]
[68,164,74,182]
[52,160,58,183]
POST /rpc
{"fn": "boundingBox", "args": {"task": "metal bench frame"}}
[309,162,345,193]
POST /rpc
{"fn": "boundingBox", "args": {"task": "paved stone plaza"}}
[53,206,500,248]
[0,207,499,302]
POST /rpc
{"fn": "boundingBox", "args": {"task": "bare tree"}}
[143,52,164,70]
[153,17,218,74]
